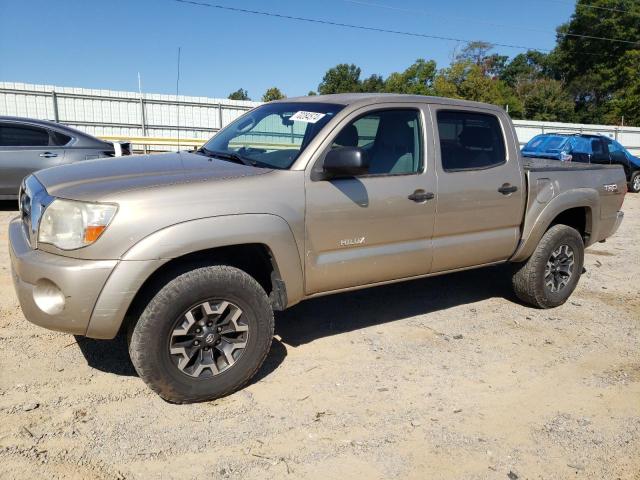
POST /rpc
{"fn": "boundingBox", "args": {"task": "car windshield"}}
[201,102,344,169]
[523,135,570,153]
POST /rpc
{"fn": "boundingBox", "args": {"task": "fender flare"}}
[510,189,598,263]
[86,214,303,339]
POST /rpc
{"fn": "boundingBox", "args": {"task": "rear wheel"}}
[512,224,584,309]
[630,172,640,193]
[128,265,274,403]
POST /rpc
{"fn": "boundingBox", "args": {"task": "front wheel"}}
[629,171,640,193]
[128,265,274,403]
[512,224,585,309]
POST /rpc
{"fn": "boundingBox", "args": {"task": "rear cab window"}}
[436,111,506,171]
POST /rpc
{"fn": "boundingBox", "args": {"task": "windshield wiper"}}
[198,148,251,166]
[198,147,271,169]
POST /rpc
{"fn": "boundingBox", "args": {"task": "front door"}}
[304,106,436,295]
[430,107,526,272]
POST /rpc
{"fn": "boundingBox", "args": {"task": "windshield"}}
[523,134,570,153]
[201,102,344,169]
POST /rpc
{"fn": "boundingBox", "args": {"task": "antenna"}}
[176,47,182,152]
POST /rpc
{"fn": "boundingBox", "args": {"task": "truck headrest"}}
[459,126,493,149]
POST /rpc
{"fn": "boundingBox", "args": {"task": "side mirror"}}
[323,147,369,178]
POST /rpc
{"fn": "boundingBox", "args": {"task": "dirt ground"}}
[0,195,638,480]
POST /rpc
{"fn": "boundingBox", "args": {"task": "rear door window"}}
[436,111,506,171]
[0,124,51,147]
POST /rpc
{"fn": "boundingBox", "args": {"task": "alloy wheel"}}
[544,244,575,293]
[168,300,249,378]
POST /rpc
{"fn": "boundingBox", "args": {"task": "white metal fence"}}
[1,82,639,155]
[0,82,259,151]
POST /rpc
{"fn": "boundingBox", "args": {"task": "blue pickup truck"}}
[522,133,640,193]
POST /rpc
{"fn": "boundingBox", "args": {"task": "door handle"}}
[39,152,58,158]
[408,190,435,203]
[498,183,518,195]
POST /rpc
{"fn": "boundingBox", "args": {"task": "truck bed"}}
[516,157,627,261]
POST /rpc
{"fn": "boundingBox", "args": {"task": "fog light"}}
[33,279,65,315]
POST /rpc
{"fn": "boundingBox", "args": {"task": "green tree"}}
[456,41,508,77]
[483,54,509,78]
[457,41,495,66]
[501,51,551,87]
[307,90,318,96]
[318,64,362,94]
[515,78,575,121]
[604,49,640,125]
[361,74,385,92]
[551,0,640,125]
[434,61,523,117]
[384,59,437,95]
[262,87,286,102]
[228,88,250,101]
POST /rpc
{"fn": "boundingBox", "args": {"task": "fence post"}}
[51,91,59,122]
[139,95,148,153]
[218,104,223,131]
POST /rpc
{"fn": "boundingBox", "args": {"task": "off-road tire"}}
[629,171,640,194]
[512,224,584,309]
[128,265,274,403]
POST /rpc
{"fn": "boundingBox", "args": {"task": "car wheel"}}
[128,265,274,403]
[630,172,640,193]
[512,224,584,309]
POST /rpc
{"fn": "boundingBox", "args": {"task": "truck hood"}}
[34,151,271,200]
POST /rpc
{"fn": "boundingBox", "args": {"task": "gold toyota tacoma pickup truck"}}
[9,94,626,403]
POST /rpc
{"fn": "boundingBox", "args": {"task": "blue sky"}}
[0,0,576,100]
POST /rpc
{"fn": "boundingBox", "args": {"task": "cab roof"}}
[276,93,505,112]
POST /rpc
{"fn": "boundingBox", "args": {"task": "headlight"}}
[38,199,117,250]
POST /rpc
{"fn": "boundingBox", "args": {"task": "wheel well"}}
[122,244,284,335]
[549,207,591,241]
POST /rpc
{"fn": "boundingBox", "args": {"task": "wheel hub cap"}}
[544,244,575,293]
[204,333,216,344]
[169,300,249,378]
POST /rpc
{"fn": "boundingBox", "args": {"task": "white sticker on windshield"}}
[290,111,326,123]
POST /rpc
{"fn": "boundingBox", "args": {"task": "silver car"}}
[0,116,128,199]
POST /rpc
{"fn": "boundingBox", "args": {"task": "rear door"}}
[0,122,66,196]
[429,106,525,272]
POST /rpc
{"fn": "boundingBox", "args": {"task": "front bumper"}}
[9,217,117,336]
